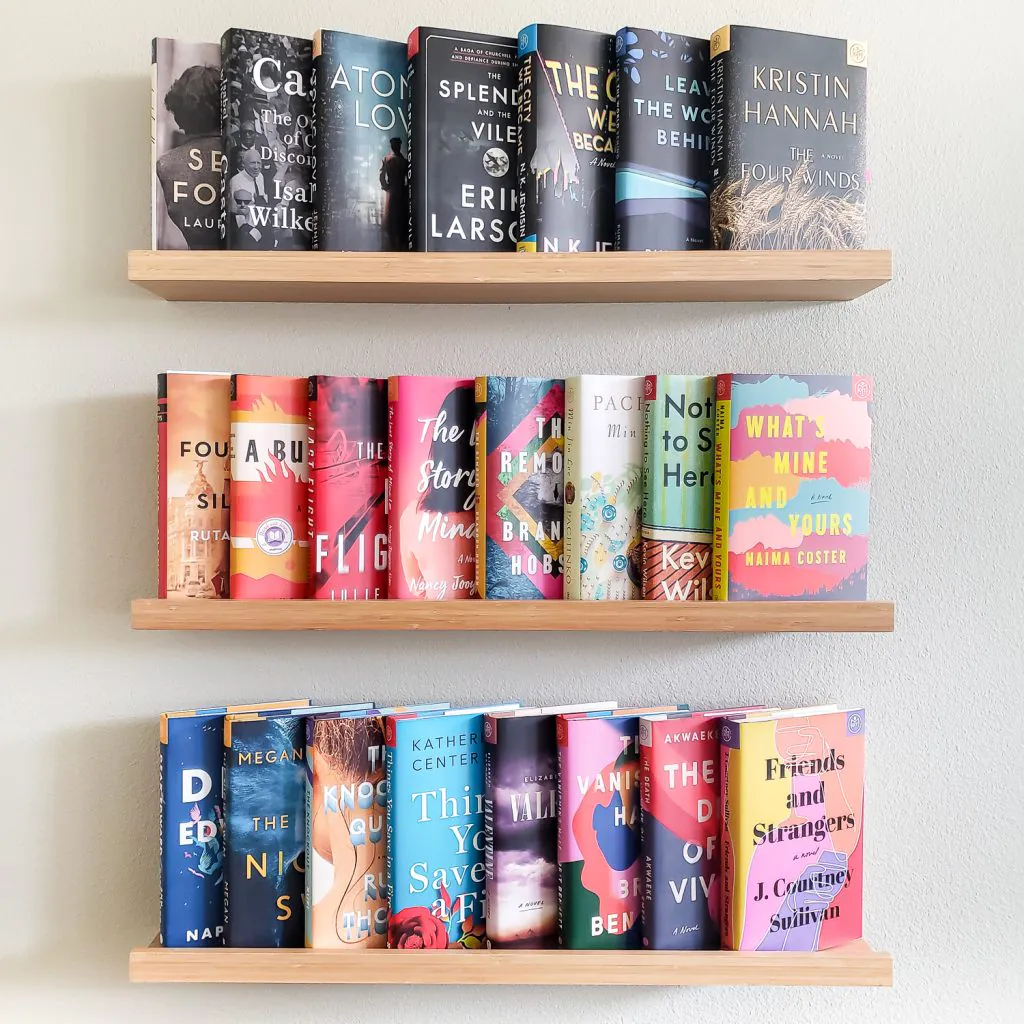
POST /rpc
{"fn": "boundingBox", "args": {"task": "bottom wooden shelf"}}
[129,938,892,987]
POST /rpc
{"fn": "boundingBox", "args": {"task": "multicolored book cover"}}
[385,703,518,948]
[308,376,388,600]
[720,708,865,950]
[516,25,616,252]
[311,30,408,251]
[712,374,873,600]
[563,375,644,600]
[387,376,477,600]
[158,372,231,598]
[614,29,711,250]
[408,28,518,251]
[159,699,308,948]
[475,377,565,599]
[230,375,310,598]
[641,375,715,601]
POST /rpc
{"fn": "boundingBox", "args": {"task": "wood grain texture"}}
[130,599,895,633]
[128,939,893,986]
[126,250,892,303]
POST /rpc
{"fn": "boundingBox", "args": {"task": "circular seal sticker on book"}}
[255,517,293,556]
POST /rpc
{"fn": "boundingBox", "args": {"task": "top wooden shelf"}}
[127,250,892,304]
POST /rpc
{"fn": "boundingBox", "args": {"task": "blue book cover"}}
[159,699,309,948]
[385,703,518,949]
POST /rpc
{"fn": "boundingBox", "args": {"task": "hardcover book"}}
[159,699,309,948]
[641,375,715,601]
[712,373,873,600]
[308,376,389,600]
[708,25,867,249]
[475,377,565,599]
[230,375,310,598]
[152,39,223,250]
[158,372,231,598]
[614,29,711,250]
[387,376,477,600]
[220,29,314,250]
[563,375,644,600]
[311,30,408,251]
[516,25,616,252]
[720,708,865,950]
[408,28,518,251]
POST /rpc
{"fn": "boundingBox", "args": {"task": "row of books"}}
[161,699,865,950]
[152,22,867,254]
[159,372,873,602]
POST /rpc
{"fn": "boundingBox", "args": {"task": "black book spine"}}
[708,28,731,247]
[407,31,425,251]
[310,39,323,250]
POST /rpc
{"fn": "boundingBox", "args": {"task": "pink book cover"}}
[387,376,477,599]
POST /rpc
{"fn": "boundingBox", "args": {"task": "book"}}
[311,30,409,251]
[387,376,477,599]
[475,377,565,599]
[641,375,715,601]
[230,375,310,598]
[385,703,519,948]
[708,26,867,250]
[158,372,231,598]
[304,703,449,948]
[563,376,644,600]
[720,708,865,950]
[220,29,314,250]
[152,39,224,250]
[516,25,616,252]
[308,376,389,599]
[712,374,873,600]
[159,699,309,947]
[614,29,711,251]
[638,707,761,950]
[408,28,518,251]
[483,702,616,948]
[223,702,371,947]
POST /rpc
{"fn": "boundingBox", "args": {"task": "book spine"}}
[384,721,397,942]
[483,715,497,944]
[218,32,230,246]
[555,716,569,945]
[515,29,537,252]
[407,31,425,251]
[157,374,168,598]
[562,377,581,599]
[711,374,732,599]
[151,41,158,249]
[222,740,231,943]
[386,379,398,596]
[474,378,488,598]
[638,719,654,946]
[719,727,736,949]
[306,377,317,597]
[310,35,323,250]
[708,29,731,249]
[158,727,168,945]
[304,725,313,947]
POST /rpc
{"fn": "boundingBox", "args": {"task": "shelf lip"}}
[128,938,892,986]
[126,249,892,304]
[130,599,894,633]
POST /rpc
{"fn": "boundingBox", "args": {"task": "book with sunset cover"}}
[719,707,865,951]
[308,376,388,599]
[230,375,310,598]
[387,376,477,599]
[475,377,564,599]
[158,372,231,598]
[712,374,873,600]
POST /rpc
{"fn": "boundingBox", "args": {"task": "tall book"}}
[230,375,310,599]
[709,26,867,249]
[158,372,231,598]
[408,28,518,251]
[483,702,616,948]
[516,25,616,252]
[220,29,314,250]
[387,376,477,600]
[563,375,644,600]
[720,708,865,950]
[614,29,711,251]
[641,375,715,601]
[311,30,408,251]
[475,377,565,599]
[712,374,873,600]
[308,376,389,600]
[223,702,371,947]
[159,699,308,947]
[385,703,518,948]
[152,39,223,250]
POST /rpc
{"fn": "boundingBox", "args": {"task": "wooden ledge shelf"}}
[129,939,892,987]
[126,250,892,304]
[130,599,894,633]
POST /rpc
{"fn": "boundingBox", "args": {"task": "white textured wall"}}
[2,0,1022,1019]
